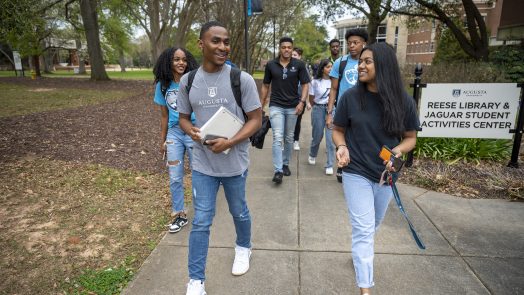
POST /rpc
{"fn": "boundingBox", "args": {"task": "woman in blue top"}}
[332,43,420,295]
[153,47,198,233]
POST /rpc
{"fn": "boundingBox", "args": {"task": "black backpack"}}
[185,67,247,121]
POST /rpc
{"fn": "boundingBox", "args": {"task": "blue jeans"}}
[269,106,298,172]
[166,126,193,213]
[342,172,392,288]
[188,169,251,281]
[309,104,335,168]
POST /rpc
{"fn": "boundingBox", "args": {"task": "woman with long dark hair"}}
[332,43,420,294]
[153,47,198,234]
[308,58,335,175]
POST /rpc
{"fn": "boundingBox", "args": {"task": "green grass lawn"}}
[252,70,264,80]
[0,71,17,77]
[0,69,154,80]
[0,83,129,117]
[106,69,154,80]
[2,69,263,80]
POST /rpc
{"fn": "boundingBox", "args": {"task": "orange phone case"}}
[379,146,393,162]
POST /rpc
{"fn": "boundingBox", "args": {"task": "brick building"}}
[335,0,521,65]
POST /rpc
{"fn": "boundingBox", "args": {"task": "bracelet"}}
[327,110,333,114]
[336,144,347,151]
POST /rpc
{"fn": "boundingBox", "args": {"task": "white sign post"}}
[418,83,521,139]
[13,51,23,76]
[13,51,22,70]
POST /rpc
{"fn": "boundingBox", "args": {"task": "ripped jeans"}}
[188,169,251,281]
[166,126,193,214]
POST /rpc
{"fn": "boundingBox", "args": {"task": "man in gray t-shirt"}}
[177,21,262,295]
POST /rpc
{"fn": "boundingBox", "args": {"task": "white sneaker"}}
[232,245,252,276]
[186,279,206,295]
[325,167,334,175]
[293,141,300,150]
[308,156,316,165]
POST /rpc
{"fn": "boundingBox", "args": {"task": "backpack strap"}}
[186,67,248,121]
[229,67,247,121]
[335,56,348,107]
[185,69,198,94]
[161,85,167,97]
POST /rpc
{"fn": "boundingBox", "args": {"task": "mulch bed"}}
[0,77,165,174]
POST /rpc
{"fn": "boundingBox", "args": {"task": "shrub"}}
[414,138,512,164]
[402,62,510,86]
[490,45,524,83]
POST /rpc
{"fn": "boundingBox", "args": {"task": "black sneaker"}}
[272,172,283,184]
[169,214,188,233]
[336,167,343,183]
[282,165,291,176]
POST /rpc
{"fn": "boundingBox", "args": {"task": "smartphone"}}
[203,134,227,145]
[379,145,404,172]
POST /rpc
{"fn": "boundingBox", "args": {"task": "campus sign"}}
[13,51,22,71]
[418,83,521,139]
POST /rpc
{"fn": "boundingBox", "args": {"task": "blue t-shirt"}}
[329,55,359,102]
[153,81,195,128]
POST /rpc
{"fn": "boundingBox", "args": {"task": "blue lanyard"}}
[388,174,426,250]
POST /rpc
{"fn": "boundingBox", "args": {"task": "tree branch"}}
[414,0,476,57]
[340,0,369,16]
[0,48,15,66]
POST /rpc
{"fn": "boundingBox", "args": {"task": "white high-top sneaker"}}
[186,279,206,295]
[231,245,252,276]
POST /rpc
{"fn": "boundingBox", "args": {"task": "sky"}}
[325,19,341,39]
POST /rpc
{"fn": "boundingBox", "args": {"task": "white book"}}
[199,106,244,154]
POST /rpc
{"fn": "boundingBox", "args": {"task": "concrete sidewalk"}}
[123,113,524,295]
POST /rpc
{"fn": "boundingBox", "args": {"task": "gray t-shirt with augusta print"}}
[177,65,261,177]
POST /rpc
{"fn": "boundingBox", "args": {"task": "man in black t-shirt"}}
[328,38,340,64]
[260,36,310,184]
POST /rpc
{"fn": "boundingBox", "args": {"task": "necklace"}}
[201,66,225,98]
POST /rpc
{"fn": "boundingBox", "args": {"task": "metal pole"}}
[508,84,524,168]
[243,0,250,72]
[406,63,423,168]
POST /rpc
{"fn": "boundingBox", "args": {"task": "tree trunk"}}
[76,39,86,74]
[79,0,109,80]
[119,48,126,72]
[462,0,489,61]
[172,1,198,47]
[42,50,53,73]
[32,55,41,77]
[147,0,166,65]
[367,15,380,44]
